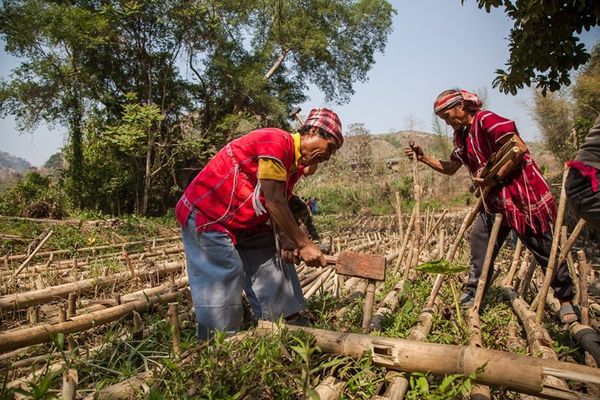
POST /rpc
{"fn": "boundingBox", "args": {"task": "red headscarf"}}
[433,89,482,115]
[302,108,344,148]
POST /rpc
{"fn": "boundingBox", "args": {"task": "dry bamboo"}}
[395,191,403,241]
[557,218,587,265]
[371,280,405,331]
[372,371,408,400]
[168,302,182,357]
[577,250,590,326]
[468,310,491,400]
[391,206,416,276]
[0,291,180,352]
[82,370,155,400]
[361,281,376,333]
[11,229,54,280]
[472,214,502,312]
[519,256,538,299]
[561,227,579,303]
[61,368,78,400]
[313,376,345,400]
[503,239,523,286]
[304,267,335,298]
[0,262,183,312]
[419,209,448,254]
[503,286,569,392]
[536,166,568,323]
[258,322,600,398]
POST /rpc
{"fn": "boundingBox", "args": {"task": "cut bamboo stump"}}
[313,376,345,400]
[372,371,408,400]
[61,368,78,400]
[503,239,523,286]
[258,321,600,399]
[82,370,155,400]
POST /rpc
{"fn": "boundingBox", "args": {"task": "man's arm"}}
[260,179,325,267]
[472,133,527,188]
[404,143,462,175]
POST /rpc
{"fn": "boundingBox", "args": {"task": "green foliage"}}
[466,0,599,94]
[1,0,395,217]
[406,371,474,400]
[416,259,469,274]
[0,169,67,218]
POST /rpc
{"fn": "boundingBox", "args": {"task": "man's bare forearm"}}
[420,155,461,175]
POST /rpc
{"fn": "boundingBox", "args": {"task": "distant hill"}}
[0,151,31,172]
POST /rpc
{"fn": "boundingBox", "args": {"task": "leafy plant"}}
[416,259,469,274]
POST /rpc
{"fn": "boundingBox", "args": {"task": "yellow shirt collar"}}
[291,132,302,166]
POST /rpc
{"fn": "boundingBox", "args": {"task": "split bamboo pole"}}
[361,281,376,333]
[0,291,180,352]
[372,371,408,400]
[257,322,600,399]
[536,166,568,323]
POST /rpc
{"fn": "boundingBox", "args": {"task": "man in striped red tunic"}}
[405,88,576,322]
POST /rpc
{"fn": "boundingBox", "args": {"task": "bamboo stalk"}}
[372,371,408,400]
[391,206,416,276]
[314,376,345,400]
[361,281,376,333]
[561,227,579,303]
[0,291,180,352]
[62,368,78,400]
[168,302,182,358]
[472,214,502,312]
[503,239,523,286]
[0,262,183,312]
[577,250,590,326]
[519,256,538,300]
[536,166,569,323]
[395,191,403,241]
[11,230,54,280]
[371,280,406,331]
[258,322,600,398]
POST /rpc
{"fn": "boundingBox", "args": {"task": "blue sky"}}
[1,0,599,167]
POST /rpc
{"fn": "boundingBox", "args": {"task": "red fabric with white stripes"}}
[450,110,556,234]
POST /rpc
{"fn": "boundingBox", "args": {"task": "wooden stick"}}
[561,226,579,303]
[361,281,376,333]
[503,239,523,286]
[577,250,590,326]
[472,214,503,312]
[536,166,569,323]
[395,191,403,241]
[11,229,54,280]
[391,206,416,276]
[168,302,182,358]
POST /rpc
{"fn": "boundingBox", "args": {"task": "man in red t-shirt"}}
[176,108,343,339]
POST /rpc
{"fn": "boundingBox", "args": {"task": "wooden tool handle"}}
[324,255,337,265]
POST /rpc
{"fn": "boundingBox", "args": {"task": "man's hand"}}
[473,169,498,189]
[404,142,424,161]
[298,241,326,268]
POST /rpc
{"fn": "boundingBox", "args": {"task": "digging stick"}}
[471,214,503,312]
[536,166,569,324]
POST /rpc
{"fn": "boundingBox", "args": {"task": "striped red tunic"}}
[450,110,556,234]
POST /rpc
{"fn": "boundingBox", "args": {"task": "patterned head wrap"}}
[302,108,344,148]
[433,89,482,115]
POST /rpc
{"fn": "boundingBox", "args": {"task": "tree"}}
[466,0,599,95]
[1,0,395,216]
[532,44,600,163]
[345,123,373,174]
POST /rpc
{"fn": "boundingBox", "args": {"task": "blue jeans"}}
[182,215,304,339]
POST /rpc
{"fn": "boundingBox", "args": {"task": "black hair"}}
[299,125,334,141]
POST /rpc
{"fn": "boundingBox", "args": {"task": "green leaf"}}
[415,259,468,274]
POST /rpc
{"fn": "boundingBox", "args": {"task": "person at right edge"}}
[566,115,600,231]
[404,88,576,323]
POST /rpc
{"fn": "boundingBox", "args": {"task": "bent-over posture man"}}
[176,108,343,339]
[404,88,576,322]
[566,115,600,231]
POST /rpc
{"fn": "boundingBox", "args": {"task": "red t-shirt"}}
[176,128,298,242]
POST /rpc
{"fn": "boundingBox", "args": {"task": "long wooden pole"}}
[536,166,569,323]
[11,230,54,280]
[471,214,503,312]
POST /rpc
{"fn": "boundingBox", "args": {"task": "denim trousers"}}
[181,215,304,339]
